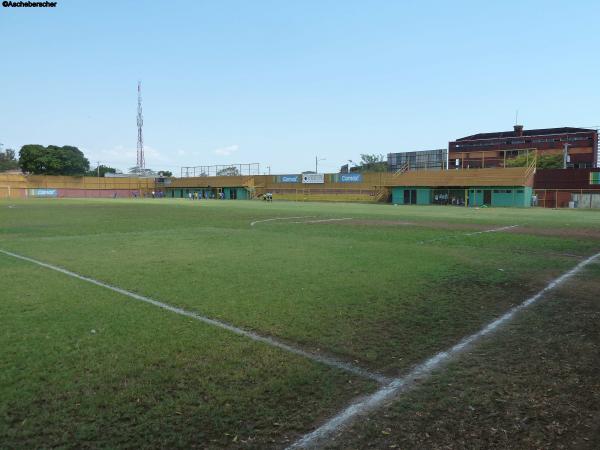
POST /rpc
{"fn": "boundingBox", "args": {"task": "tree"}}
[0,148,19,172]
[355,154,387,172]
[19,145,90,175]
[505,153,563,169]
[86,165,117,177]
[216,166,240,176]
[157,170,173,177]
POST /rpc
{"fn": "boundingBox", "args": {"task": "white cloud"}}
[213,144,239,156]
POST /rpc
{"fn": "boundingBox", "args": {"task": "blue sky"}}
[1,0,598,174]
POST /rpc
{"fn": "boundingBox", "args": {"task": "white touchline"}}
[418,224,519,244]
[0,249,389,384]
[290,218,353,224]
[250,216,316,226]
[287,251,600,449]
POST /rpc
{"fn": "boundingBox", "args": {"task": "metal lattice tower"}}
[136,81,145,171]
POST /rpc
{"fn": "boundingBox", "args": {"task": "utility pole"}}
[267,166,271,175]
[136,81,145,173]
[315,156,326,173]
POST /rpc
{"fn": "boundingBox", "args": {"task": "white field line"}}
[250,216,315,227]
[287,251,600,449]
[0,249,389,384]
[464,224,520,236]
[418,224,519,244]
[290,218,353,224]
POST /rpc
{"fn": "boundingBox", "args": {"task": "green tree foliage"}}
[355,154,387,172]
[19,145,90,175]
[0,148,19,172]
[505,153,563,169]
[158,170,173,177]
[86,165,117,177]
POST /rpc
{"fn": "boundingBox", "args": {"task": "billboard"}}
[337,173,363,183]
[278,175,300,183]
[302,173,324,184]
[29,189,58,198]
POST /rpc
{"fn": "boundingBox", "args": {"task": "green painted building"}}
[167,187,249,199]
[391,186,532,207]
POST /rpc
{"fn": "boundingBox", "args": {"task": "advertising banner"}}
[30,189,58,198]
[301,173,324,184]
[337,173,363,183]
[278,175,300,183]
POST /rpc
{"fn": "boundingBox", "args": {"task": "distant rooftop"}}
[455,127,595,141]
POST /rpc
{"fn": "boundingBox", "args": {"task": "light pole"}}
[315,156,326,173]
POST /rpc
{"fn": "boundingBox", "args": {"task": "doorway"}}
[483,190,492,205]
[403,189,417,205]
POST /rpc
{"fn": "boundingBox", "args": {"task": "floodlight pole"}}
[315,156,326,173]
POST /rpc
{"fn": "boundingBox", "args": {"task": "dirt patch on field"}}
[341,219,492,231]
[507,226,600,240]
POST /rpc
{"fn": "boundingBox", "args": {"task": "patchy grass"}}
[0,257,373,449]
[325,261,600,449]
[1,198,599,448]
[1,200,596,373]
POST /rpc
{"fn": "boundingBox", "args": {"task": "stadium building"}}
[449,125,598,169]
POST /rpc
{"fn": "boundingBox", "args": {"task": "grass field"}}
[1,198,599,448]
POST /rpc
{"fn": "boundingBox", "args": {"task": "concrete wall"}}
[391,187,432,205]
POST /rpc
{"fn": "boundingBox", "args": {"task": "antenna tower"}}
[136,81,145,172]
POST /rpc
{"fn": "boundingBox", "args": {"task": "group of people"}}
[433,193,464,206]
[262,192,273,202]
[187,191,224,200]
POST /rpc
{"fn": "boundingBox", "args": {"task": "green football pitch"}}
[1,199,599,448]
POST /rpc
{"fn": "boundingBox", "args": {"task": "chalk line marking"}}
[419,224,519,244]
[287,251,600,449]
[250,216,315,227]
[464,224,520,236]
[290,218,353,224]
[0,248,388,384]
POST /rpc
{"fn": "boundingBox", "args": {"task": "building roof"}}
[455,127,594,142]
[382,167,534,187]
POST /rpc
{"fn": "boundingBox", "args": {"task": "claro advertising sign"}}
[278,175,300,183]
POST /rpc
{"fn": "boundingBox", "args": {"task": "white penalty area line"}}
[287,251,600,449]
[418,224,519,244]
[0,249,388,384]
[250,216,316,227]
